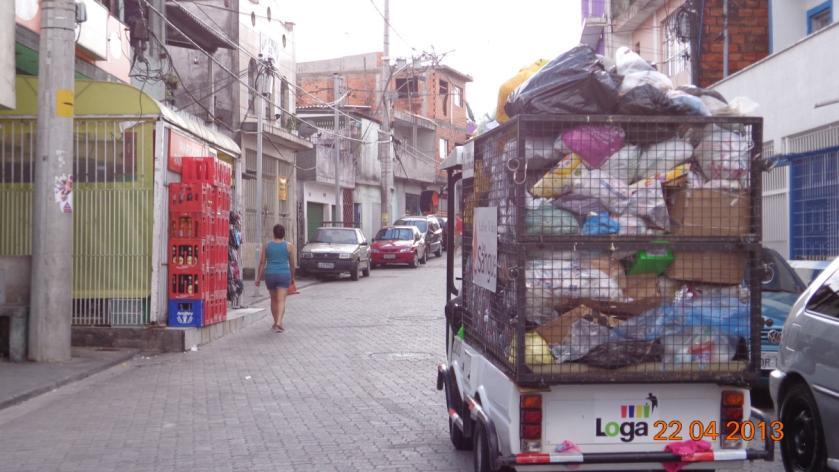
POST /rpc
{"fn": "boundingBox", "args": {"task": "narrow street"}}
[0,255,781,472]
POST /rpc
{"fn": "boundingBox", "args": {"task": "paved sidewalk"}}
[236,274,320,307]
[0,347,138,410]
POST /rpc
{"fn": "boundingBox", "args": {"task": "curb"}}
[241,278,321,306]
[0,349,139,411]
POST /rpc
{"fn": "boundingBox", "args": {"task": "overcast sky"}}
[283,0,583,119]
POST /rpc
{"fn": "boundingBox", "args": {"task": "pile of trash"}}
[470,45,759,372]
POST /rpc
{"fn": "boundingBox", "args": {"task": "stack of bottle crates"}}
[167,157,233,327]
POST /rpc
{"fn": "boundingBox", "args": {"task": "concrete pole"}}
[333,73,342,225]
[254,59,265,282]
[29,0,76,362]
[379,0,392,226]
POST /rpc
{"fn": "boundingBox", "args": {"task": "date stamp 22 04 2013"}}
[653,420,784,442]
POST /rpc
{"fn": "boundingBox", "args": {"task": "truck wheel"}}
[781,383,827,472]
[449,416,471,451]
[473,423,491,472]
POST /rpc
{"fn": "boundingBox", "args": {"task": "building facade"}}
[166,0,312,275]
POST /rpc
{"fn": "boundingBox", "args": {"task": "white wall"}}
[713,22,839,147]
[772,0,838,52]
[353,184,382,239]
[0,3,14,109]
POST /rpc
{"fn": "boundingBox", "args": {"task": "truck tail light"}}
[520,394,542,452]
[721,390,744,449]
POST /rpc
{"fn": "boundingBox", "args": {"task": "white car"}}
[770,255,839,472]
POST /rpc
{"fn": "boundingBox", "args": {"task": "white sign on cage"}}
[472,207,498,292]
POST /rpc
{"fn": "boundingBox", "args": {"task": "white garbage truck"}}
[437,113,775,471]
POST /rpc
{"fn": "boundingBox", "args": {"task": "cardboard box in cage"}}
[667,251,745,285]
[670,189,750,236]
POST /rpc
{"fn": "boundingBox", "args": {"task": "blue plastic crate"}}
[167,299,204,327]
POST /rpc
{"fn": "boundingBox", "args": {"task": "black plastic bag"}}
[505,45,622,118]
[579,340,663,369]
[617,84,674,115]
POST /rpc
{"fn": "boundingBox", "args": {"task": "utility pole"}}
[29,0,76,361]
[333,73,342,225]
[379,0,392,226]
[254,57,266,285]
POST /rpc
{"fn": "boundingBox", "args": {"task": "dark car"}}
[371,226,427,268]
[394,216,443,258]
[757,248,807,385]
[300,227,371,281]
[436,216,448,251]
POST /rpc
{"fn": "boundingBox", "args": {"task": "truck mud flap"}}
[437,363,471,438]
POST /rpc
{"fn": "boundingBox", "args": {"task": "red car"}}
[371,226,427,268]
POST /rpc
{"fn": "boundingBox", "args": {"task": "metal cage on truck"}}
[459,114,764,386]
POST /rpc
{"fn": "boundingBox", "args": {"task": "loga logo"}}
[596,394,658,443]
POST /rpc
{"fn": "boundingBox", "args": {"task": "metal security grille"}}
[790,146,839,260]
[461,115,763,385]
[787,122,839,153]
[0,119,154,325]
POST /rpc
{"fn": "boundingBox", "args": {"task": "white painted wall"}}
[713,22,839,147]
[0,3,15,109]
[772,0,838,52]
[353,184,382,240]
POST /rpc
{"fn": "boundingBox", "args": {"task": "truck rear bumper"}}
[504,447,768,467]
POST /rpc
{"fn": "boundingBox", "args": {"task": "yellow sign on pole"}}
[277,177,288,201]
[56,89,74,118]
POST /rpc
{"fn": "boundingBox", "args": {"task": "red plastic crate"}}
[182,157,233,188]
[169,183,215,213]
[169,238,214,273]
[168,271,211,300]
[169,212,214,240]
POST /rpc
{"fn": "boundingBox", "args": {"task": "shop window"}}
[395,78,418,99]
[807,1,832,34]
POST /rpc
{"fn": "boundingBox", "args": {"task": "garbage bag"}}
[504,137,562,170]
[526,204,580,236]
[627,179,670,230]
[551,318,612,363]
[505,45,622,118]
[617,215,652,236]
[619,70,674,95]
[497,59,549,123]
[552,193,609,218]
[662,326,737,366]
[615,46,655,75]
[561,125,626,169]
[529,154,584,198]
[618,84,676,115]
[570,169,632,215]
[637,139,694,179]
[601,145,641,184]
[582,212,620,235]
[694,125,751,185]
[667,90,711,116]
[526,255,626,304]
[580,340,664,368]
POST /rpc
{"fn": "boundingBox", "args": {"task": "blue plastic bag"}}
[582,212,620,235]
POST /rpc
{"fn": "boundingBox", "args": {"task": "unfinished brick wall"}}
[699,0,770,87]
[297,72,382,113]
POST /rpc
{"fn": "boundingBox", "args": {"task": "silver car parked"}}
[771,255,839,472]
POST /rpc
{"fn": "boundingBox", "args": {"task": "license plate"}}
[761,351,778,370]
[383,254,396,260]
[317,262,335,269]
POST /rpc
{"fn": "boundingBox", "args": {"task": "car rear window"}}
[313,229,358,244]
[397,219,427,233]
[375,228,413,241]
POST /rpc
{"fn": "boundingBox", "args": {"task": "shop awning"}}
[0,76,241,157]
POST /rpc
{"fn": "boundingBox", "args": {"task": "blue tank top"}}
[265,241,291,275]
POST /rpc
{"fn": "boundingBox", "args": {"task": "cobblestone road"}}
[0,254,783,471]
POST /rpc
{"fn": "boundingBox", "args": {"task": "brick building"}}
[297,52,472,223]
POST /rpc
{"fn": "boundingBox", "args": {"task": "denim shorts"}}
[264,273,291,290]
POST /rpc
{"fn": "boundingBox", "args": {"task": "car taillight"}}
[720,390,744,449]
[520,394,542,452]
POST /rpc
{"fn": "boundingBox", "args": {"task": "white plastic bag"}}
[615,46,654,75]
[601,145,641,184]
[570,169,632,215]
[637,139,694,180]
[551,318,612,363]
[627,179,670,230]
[619,71,674,95]
[662,327,737,367]
[694,125,751,184]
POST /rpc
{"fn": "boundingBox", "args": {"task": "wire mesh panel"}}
[461,115,763,385]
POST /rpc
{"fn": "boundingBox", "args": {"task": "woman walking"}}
[256,224,296,332]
